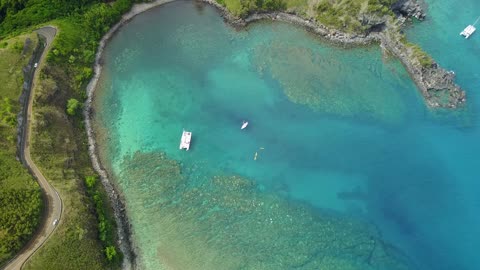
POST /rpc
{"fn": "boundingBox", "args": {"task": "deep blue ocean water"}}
[93,1,480,269]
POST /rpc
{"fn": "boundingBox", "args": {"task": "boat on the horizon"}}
[241,121,248,130]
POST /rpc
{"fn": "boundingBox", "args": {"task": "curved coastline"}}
[84,0,466,269]
[85,1,181,268]
[206,0,465,108]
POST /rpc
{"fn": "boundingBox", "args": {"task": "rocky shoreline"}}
[203,0,379,45]
[379,30,466,108]
[85,0,466,269]
[205,0,465,108]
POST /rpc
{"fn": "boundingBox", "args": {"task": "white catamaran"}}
[179,130,192,150]
[460,16,480,39]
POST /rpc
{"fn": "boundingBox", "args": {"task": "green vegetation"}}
[0,188,42,262]
[391,29,433,68]
[216,0,286,17]
[66,98,80,116]
[216,0,397,33]
[398,35,433,68]
[23,4,135,270]
[85,175,121,263]
[0,97,16,126]
[218,0,434,70]
[0,0,103,37]
[407,43,433,67]
[316,0,396,33]
[105,246,118,262]
[0,0,144,269]
[0,33,42,266]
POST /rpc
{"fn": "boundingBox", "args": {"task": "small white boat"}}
[179,130,192,150]
[241,121,248,130]
[460,25,476,38]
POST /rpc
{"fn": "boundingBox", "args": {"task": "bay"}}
[93,1,480,269]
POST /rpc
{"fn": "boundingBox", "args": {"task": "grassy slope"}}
[0,33,42,266]
[218,0,286,17]
[218,0,435,67]
[21,2,136,268]
[217,0,395,33]
[222,0,242,16]
[315,0,395,33]
[0,22,116,270]
[0,26,107,270]
[0,1,130,269]
[23,19,121,270]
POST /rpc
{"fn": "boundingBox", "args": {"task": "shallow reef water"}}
[93,1,480,269]
[120,151,410,270]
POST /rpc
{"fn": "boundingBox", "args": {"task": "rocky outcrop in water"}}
[383,1,466,108]
[420,66,466,108]
[379,28,466,108]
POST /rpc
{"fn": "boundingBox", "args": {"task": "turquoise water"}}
[93,1,480,269]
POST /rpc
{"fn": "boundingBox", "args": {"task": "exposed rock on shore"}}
[381,33,466,108]
[392,0,426,20]
[379,19,466,108]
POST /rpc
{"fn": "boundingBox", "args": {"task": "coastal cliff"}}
[205,0,466,108]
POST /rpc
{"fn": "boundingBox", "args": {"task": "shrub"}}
[105,245,117,261]
[66,98,80,116]
[85,175,97,189]
[12,40,22,53]
[0,98,16,126]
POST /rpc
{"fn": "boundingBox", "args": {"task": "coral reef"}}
[119,151,412,270]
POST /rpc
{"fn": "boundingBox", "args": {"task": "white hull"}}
[179,130,192,150]
[241,121,248,130]
[460,25,476,39]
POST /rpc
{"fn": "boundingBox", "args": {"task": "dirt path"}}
[3,26,62,270]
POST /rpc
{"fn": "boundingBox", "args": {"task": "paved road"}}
[3,26,62,270]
